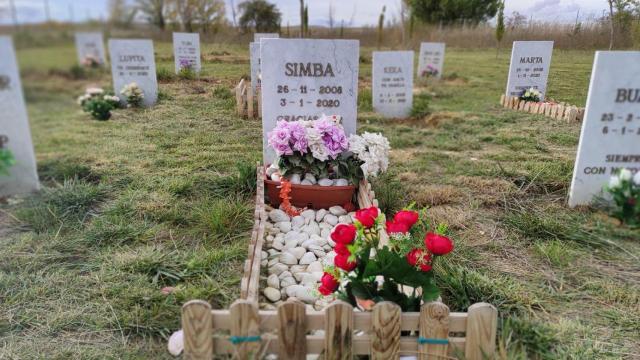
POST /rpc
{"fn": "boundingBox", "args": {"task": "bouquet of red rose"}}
[318,206,454,312]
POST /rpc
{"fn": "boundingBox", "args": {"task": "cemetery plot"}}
[372,51,414,118]
[108,39,158,107]
[505,41,554,99]
[500,95,585,123]
[418,42,445,79]
[569,51,640,207]
[260,39,359,163]
[75,32,106,66]
[173,32,201,74]
[0,36,39,197]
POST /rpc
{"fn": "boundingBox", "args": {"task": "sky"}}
[0,0,609,26]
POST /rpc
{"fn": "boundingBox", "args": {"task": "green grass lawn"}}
[1,42,638,359]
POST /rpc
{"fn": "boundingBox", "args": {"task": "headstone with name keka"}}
[75,32,106,66]
[417,42,445,79]
[0,36,39,197]
[260,39,359,163]
[250,42,261,93]
[108,39,158,107]
[372,51,414,118]
[505,41,554,100]
[173,32,201,74]
[569,51,640,207]
[254,33,279,42]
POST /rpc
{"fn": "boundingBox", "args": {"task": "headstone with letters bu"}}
[173,32,201,74]
[569,51,640,207]
[108,39,158,107]
[0,36,40,197]
[417,42,445,79]
[260,39,359,163]
[254,33,279,42]
[505,41,554,99]
[75,32,106,66]
[372,51,413,118]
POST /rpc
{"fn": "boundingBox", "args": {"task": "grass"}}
[0,40,638,359]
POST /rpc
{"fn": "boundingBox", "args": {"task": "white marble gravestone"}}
[569,51,640,207]
[173,32,201,74]
[505,41,554,99]
[254,33,279,42]
[260,39,359,163]
[0,36,39,197]
[417,42,445,79]
[372,51,414,118]
[108,39,158,107]
[75,32,106,65]
[250,42,261,93]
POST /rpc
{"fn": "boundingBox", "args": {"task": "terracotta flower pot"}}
[264,179,356,210]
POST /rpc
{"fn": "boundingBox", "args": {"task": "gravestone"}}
[0,36,39,197]
[569,51,640,207]
[250,42,261,93]
[173,32,201,74]
[75,32,106,65]
[372,51,414,118]
[505,41,554,99]
[108,39,158,107]
[260,39,359,163]
[417,42,445,79]
[254,33,279,41]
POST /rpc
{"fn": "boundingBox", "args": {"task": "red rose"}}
[334,242,351,256]
[386,220,409,234]
[334,253,357,271]
[424,232,454,255]
[318,284,333,295]
[331,224,356,244]
[406,248,422,266]
[355,207,378,228]
[406,248,432,272]
[318,272,339,295]
[394,210,419,228]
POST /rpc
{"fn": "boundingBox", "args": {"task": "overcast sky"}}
[0,0,609,26]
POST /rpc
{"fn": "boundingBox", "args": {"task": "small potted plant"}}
[120,82,145,108]
[77,87,121,120]
[421,64,439,78]
[605,169,640,227]
[265,115,389,211]
[519,87,542,103]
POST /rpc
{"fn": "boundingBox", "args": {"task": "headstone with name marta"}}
[569,51,640,207]
[254,33,279,42]
[417,42,445,79]
[75,32,106,65]
[0,36,39,197]
[108,39,158,107]
[372,51,414,118]
[173,32,201,74]
[250,42,261,93]
[505,41,554,99]
[260,39,359,163]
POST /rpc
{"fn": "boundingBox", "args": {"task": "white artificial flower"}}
[305,127,328,162]
[86,87,104,95]
[609,175,621,189]
[348,132,390,177]
[619,168,632,182]
[634,171,640,186]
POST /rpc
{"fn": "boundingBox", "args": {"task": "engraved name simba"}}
[285,63,335,77]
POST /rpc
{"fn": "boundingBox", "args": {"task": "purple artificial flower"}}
[288,121,309,154]
[268,121,293,155]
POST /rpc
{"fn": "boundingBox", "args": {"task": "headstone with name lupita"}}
[569,51,640,207]
[173,32,201,74]
[260,39,359,163]
[505,41,554,99]
[108,39,158,107]
[417,42,445,79]
[372,51,414,118]
[0,36,39,197]
[75,32,106,66]
[254,33,279,42]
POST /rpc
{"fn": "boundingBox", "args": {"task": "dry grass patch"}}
[411,184,462,206]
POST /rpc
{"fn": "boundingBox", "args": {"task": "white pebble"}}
[329,206,347,216]
[280,252,298,265]
[318,178,333,186]
[269,209,289,222]
[289,247,306,260]
[324,214,338,226]
[264,287,281,302]
[289,173,301,184]
[299,252,317,265]
[267,274,280,289]
[307,261,324,273]
[334,179,349,186]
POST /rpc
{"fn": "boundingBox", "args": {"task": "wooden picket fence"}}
[236,79,261,119]
[500,95,584,123]
[182,299,497,359]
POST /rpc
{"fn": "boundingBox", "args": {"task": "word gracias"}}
[284,62,335,77]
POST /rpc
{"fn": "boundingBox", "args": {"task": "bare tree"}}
[194,0,226,34]
[136,0,166,30]
[109,0,137,27]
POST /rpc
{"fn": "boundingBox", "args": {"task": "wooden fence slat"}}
[278,300,307,360]
[419,302,450,360]
[230,300,261,359]
[325,301,353,360]
[371,302,401,360]
[247,85,254,119]
[464,303,498,360]
[235,79,245,115]
[182,300,213,360]
[499,94,505,107]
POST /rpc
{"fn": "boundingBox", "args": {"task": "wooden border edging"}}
[235,80,261,119]
[500,95,584,123]
[181,300,498,359]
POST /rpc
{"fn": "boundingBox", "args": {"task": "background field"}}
[0,40,638,360]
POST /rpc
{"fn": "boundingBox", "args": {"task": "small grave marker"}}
[417,42,445,79]
[75,32,106,65]
[108,39,158,107]
[505,41,554,99]
[0,36,39,197]
[173,32,201,74]
[569,51,640,207]
[372,51,414,118]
